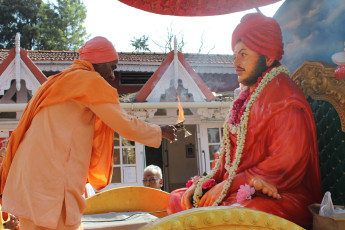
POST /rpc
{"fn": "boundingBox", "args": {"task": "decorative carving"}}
[197,107,230,121]
[265,216,274,227]
[236,210,245,223]
[169,220,182,230]
[222,210,232,223]
[139,206,304,230]
[291,61,345,132]
[21,61,41,94]
[278,219,289,230]
[203,213,215,226]
[0,61,16,95]
[250,212,260,225]
[0,57,41,96]
[125,108,157,122]
[184,215,198,228]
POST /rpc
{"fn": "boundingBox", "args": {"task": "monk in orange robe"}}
[0,36,176,230]
[167,13,321,227]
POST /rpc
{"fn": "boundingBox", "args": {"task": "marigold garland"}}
[192,65,290,207]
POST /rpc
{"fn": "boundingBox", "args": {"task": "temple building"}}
[0,34,237,192]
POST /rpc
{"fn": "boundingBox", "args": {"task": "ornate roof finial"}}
[173,36,178,89]
[15,33,21,50]
[174,36,177,54]
[15,32,21,91]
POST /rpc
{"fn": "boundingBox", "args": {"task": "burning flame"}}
[177,95,184,123]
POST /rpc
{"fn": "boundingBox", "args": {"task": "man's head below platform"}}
[78,36,118,81]
[143,165,163,190]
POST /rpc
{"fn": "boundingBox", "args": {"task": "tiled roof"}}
[0,49,79,61]
[0,50,234,64]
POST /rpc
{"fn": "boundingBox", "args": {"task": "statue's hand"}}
[249,176,281,199]
[181,184,195,210]
[198,180,226,207]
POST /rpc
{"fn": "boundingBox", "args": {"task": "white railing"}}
[0,102,232,112]
[0,101,232,127]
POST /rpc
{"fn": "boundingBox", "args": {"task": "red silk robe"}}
[167,73,321,226]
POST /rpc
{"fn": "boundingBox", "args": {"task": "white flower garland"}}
[192,65,290,207]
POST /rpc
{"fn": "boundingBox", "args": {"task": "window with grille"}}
[119,72,153,85]
[112,133,138,184]
[207,128,223,169]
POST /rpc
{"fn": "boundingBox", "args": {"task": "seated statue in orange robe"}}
[167,13,321,227]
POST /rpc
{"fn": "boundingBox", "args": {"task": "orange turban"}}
[232,13,284,61]
[79,36,119,64]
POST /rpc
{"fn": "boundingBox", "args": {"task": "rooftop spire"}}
[15,33,21,91]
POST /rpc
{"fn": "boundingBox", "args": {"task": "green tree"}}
[54,0,88,51]
[0,0,42,49]
[131,35,151,52]
[36,2,65,50]
[0,0,88,50]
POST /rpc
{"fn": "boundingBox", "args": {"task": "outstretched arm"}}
[88,103,163,147]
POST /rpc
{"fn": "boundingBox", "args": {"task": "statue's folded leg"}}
[167,188,188,215]
[222,193,313,227]
[168,187,313,227]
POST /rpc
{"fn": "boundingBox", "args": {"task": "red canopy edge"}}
[118,0,281,17]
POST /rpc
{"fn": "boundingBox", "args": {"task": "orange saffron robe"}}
[0,60,161,228]
[168,73,321,226]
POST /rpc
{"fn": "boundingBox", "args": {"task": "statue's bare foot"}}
[249,177,281,199]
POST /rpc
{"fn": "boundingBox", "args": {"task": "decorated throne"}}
[291,61,345,206]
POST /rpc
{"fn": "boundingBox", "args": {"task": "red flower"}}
[228,66,276,127]
[186,180,194,188]
[202,179,217,190]
[228,89,250,126]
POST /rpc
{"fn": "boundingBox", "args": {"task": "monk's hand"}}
[199,180,226,207]
[3,215,19,230]
[181,184,195,210]
[249,176,281,199]
[160,125,177,142]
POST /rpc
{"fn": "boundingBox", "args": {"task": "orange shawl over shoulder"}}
[0,60,119,201]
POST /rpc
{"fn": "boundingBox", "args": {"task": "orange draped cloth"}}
[0,59,119,199]
[168,73,321,227]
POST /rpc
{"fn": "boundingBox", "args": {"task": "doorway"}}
[166,124,198,192]
[145,124,198,192]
